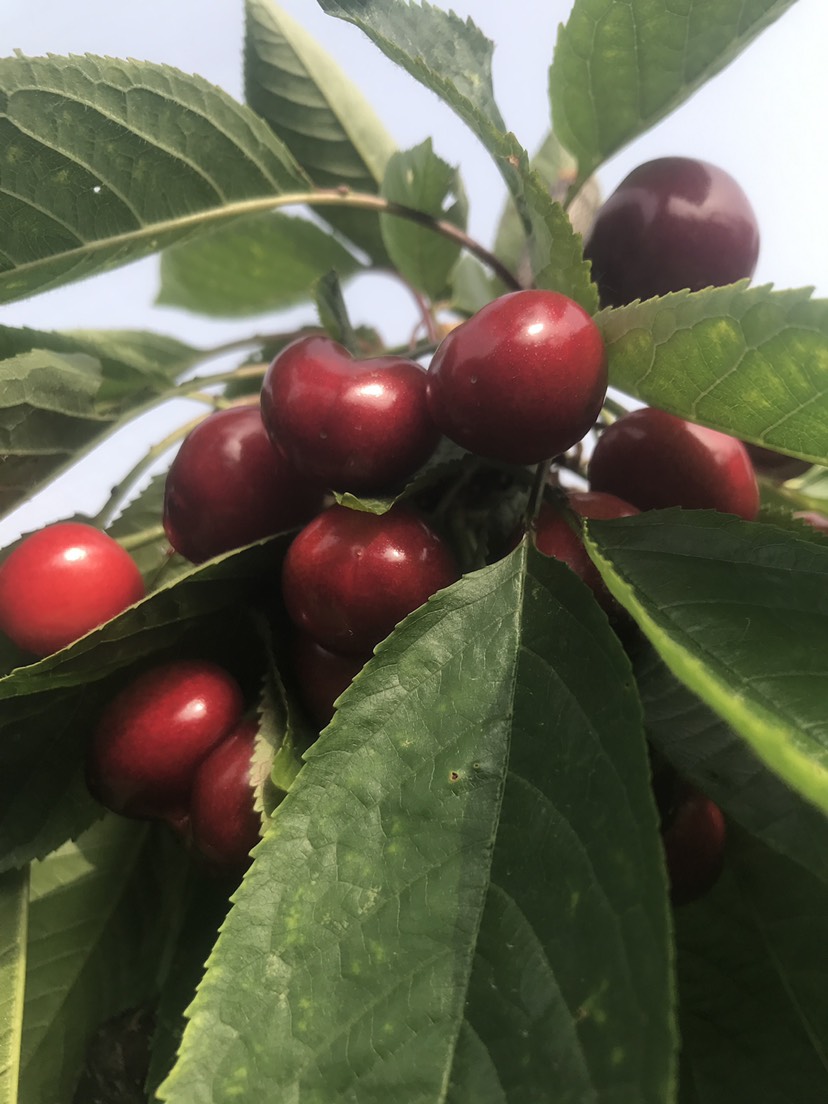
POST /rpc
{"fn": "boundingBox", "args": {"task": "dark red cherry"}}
[86,659,245,820]
[588,408,760,520]
[282,504,459,655]
[260,335,440,493]
[426,289,607,465]
[293,633,369,728]
[0,522,145,657]
[584,157,760,307]
[190,717,261,873]
[531,490,639,608]
[163,405,324,564]
[661,783,727,906]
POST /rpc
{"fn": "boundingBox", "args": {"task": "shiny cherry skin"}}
[293,633,370,728]
[86,659,245,820]
[261,335,441,494]
[588,408,760,519]
[163,405,324,564]
[660,782,727,906]
[190,717,261,873]
[532,491,639,609]
[426,289,607,465]
[743,442,810,482]
[584,157,760,307]
[282,504,459,655]
[0,522,144,657]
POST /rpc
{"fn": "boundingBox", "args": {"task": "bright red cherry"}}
[282,504,459,655]
[293,633,369,728]
[260,335,441,493]
[190,717,262,873]
[531,491,639,609]
[0,522,144,657]
[584,157,760,307]
[86,659,244,820]
[660,783,727,906]
[588,408,760,520]
[163,405,324,564]
[426,290,607,465]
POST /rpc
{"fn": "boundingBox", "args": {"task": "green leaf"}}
[159,548,673,1103]
[0,54,307,304]
[106,474,187,586]
[314,269,358,350]
[245,0,397,261]
[0,537,284,873]
[0,867,28,1104]
[676,828,828,1103]
[19,818,189,1104]
[317,0,597,310]
[601,285,828,466]
[632,641,828,886]
[550,0,799,185]
[585,511,828,816]
[157,212,363,318]
[145,876,232,1101]
[380,139,468,299]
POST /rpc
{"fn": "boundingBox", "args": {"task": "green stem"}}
[116,524,167,552]
[524,459,554,530]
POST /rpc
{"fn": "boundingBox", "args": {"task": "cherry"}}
[282,503,459,655]
[163,405,324,564]
[426,289,607,465]
[660,782,727,906]
[293,633,370,728]
[260,335,441,494]
[588,408,760,520]
[0,522,144,657]
[86,659,244,820]
[189,717,261,873]
[531,490,639,609]
[743,442,810,482]
[584,157,760,307]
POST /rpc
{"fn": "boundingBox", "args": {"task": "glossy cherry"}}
[282,503,459,655]
[531,491,639,609]
[190,717,262,873]
[293,633,370,728]
[261,335,441,493]
[87,659,245,820]
[163,405,324,564]
[588,408,760,519]
[426,289,607,465]
[660,782,727,906]
[584,157,760,307]
[0,522,144,657]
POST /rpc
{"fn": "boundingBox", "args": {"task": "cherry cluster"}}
[0,155,823,903]
[86,659,261,873]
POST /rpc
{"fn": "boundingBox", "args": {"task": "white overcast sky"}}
[1,0,827,539]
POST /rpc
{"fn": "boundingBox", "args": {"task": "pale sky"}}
[1,0,826,539]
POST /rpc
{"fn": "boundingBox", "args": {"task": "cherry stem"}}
[524,458,554,530]
[94,407,219,530]
[116,524,167,551]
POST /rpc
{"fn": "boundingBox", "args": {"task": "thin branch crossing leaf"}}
[0,867,28,1104]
